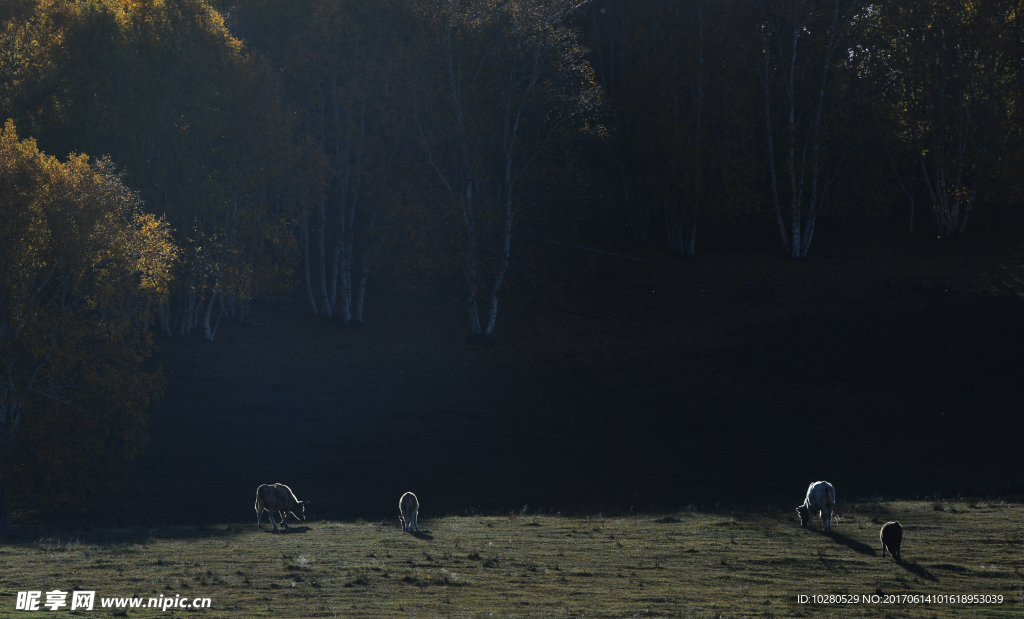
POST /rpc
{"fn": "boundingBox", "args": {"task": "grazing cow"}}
[255,483,306,532]
[399,492,419,532]
[880,521,903,560]
[796,481,836,531]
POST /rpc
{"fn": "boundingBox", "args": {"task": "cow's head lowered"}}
[796,505,810,528]
[288,501,307,522]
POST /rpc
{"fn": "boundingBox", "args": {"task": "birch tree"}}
[759,0,860,258]
[416,0,599,339]
[584,0,763,254]
[288,0,406,324]
[882,0,1014,237]
[619,0,712,257]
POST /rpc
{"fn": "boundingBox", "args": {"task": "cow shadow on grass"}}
[897,559,938,581]
[8,525,254,546]
[821,530,877,556]
[270,525,312,535]
[409,530,434,541]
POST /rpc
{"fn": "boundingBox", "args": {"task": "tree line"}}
[0,0,1021,530]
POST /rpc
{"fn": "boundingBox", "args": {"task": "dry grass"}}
[2,502,1022,617]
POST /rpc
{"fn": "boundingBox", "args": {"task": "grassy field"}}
[2,501,1021,617]
[5,213,1024,616]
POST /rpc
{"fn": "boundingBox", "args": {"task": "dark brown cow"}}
[255,483,306,532]
[880,521,903,560]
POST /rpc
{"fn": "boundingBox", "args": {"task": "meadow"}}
[4,212,1024,617]
[2,500,1022,617]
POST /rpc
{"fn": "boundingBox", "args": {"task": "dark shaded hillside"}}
[23,212,1024,529]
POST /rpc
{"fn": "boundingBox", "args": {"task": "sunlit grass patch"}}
[1,505,1021,617]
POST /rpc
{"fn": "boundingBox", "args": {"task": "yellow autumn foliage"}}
[0,119,177,532]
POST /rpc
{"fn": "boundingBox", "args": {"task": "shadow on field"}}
[409,530,434,541]
[823,531,877,556]
[60,263,1024,530]
[149,526,238,540]
[900,560,938,581]
[726,295,1024,396]
[267,526,311,535]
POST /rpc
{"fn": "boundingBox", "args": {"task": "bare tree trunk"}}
[462,169,482,338]
[303,214,319,316]
[142,298,152,333]
[760,0,849,258]
[685,210,697,258]
[330,208,349,323]
[0,476,12,535]
[159,301,170,336]
[760,49,790,254]
[203,286,219,342]
[317,198,331,317]
[337,185,357,326]
[181,293,193,336]
[484,173,514,338]
[887,144,915,233]
[330,85,348,318]
[354,264,369,326]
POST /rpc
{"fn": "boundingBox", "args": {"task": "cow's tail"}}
[828,486,839,522]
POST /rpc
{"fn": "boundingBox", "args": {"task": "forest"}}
[1,0,1023,535]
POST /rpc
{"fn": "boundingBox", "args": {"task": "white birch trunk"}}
[355,264,369,326]
[760,0,851,258]
[317,197,332,317]
[181,293,193,336]
[462,166,482,338]
[203,282,220,342]
[330,77,348,318]
[303,214,319,316]
[760,49,790,253]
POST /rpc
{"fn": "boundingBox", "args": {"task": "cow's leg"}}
[806,505,814,530]
[257,508,263,530]
[413,509,419,531]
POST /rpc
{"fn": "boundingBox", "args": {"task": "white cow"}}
[399,492,419,532]
[796,481,836,531]
[255,483,307,532]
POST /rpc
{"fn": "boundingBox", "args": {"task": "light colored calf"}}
[880,521,903,560]
[399,492,419,532]
[255,483,306,532]
[796,481,836,531]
